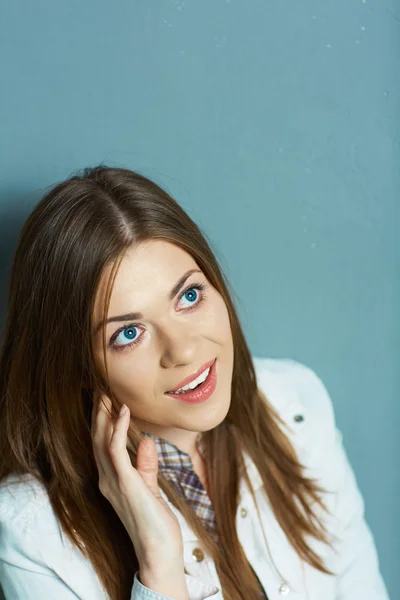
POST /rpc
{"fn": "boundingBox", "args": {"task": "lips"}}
[164,358,218,404]
[166,358,216,393]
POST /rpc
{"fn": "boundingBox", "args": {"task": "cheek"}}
[210,297,232,339]
[110,360,152,390]
[95,352,150,395]
[106,367,158,415]
[94,349,141,395]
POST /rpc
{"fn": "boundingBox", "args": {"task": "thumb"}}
[136,437,161,497]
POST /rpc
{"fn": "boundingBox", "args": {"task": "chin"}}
[198,400,231,433]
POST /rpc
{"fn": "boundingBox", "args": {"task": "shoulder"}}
[0,472,49,525]
[252,356,335,419]
[0,473,62,569]
[252,357,337,454]
[0,475,109,598]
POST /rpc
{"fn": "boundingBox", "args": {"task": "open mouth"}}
[166,363,213,395]
[164,358,217,403]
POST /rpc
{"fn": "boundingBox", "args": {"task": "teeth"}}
[169,366,211,394]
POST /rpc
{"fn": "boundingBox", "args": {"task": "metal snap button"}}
[293,414,304,423]
[278,582,290,595]
[192,547,204,562]
[240,507,248,518]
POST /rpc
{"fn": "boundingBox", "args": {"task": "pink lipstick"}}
[164,359,217,404]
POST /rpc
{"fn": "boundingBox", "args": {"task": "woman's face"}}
[92,240,234,451]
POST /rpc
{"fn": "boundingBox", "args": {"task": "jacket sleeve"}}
[131,571,219,600]
[0,508,105,600]
[298,363,391,600]
[0,518,218,600]
[0,481,219,600]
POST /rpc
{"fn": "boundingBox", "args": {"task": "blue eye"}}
[113,325,140,348]
[109,282,208,352]
[179,287,200,307]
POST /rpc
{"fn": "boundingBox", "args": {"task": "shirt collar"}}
[142,431,206,472]
[141,431,264,493]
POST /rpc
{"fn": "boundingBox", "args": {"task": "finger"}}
[91,394,108,479]
[93,394,117,479]
[108,404,138,485]
[91,388,104,436]
[135,437,161,498]
[99,395,115,445]
[91,390,98,434]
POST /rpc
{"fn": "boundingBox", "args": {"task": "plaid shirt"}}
[142,432,268,598]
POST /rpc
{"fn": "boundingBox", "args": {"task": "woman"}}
[0,166,389,600]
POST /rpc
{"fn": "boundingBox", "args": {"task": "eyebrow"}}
[93,268,202,337]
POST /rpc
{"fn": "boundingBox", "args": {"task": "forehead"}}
[93,240,199,317]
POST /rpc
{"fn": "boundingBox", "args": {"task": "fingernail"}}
[119,404,128,418]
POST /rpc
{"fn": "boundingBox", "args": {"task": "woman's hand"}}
[91,392,185,576]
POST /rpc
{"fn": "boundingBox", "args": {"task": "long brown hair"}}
[0,166,337,600]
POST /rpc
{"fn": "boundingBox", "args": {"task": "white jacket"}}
[0,358,390,600]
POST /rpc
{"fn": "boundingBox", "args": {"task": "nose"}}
[159,326,200,369]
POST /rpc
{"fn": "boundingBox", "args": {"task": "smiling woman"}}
[0,166,389,600]
[91,238,234,450]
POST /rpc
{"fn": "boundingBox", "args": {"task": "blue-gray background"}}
[0,1,398,597]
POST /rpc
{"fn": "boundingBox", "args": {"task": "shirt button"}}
[240,507,248,517]
[278,582,290,595]
[192,547,204,562]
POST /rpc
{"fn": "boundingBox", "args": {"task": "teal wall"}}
[0,1,398,596]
